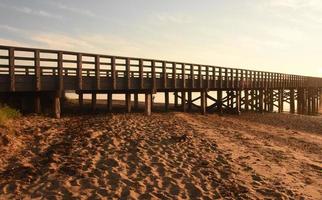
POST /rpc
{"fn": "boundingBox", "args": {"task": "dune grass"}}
[0,105,21,125]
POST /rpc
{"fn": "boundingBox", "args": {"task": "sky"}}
[0,0,322,77]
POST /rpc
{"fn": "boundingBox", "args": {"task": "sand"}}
[0,110,321,199]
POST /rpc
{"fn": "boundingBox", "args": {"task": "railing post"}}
[77,53,83,91]
[35,50,41,91]
[9,48,15,91]
[111,57,116,90]
[95,55,100,90]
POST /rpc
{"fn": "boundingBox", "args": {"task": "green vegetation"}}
[0,105,21,124]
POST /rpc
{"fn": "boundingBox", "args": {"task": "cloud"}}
[0,38,28,47]
[49,2,97,18]
[0,3,62,19]
[155,13,193,24]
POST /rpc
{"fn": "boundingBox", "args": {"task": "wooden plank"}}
[190,65,194,88]
[58,52,63,91]
[139,59,143,89]
[151,60,156,90]
[182,63,186,88]
[9,48,15,91]
[162,61,166,88]
[111,57,116,89]
[219,67,222,89]
[199,65,202,88]
[77,53,83,90]
[206,66,209,89]
[95,55,100,90]
[173,62,176,88]
[126,58,130,89]
[212,67,216,88]
[34,50,41,91]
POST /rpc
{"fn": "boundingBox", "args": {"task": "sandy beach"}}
[0,109,321,199]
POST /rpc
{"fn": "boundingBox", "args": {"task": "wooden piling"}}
[188,91,192,111]
[53,93,61,119]
[201,91,206,115]
[134,93,139,110]
[165,91,169,111]
[79,93,83,110]
[92,93,97,111]
[126,93,131,113]
[107,92,112,112]
[290,89,295,113]
[182,91,186,112]
[145,93,152,116]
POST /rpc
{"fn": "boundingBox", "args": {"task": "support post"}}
[259,89,264,113]
[188,91,192,111]
[53,93,61,119]
[278,89,283,113]
[182,91,186,112]
[107,92,112,112]
[174,92,178,108]
[92,93,97,111]
[134,93,139,110]
[244,90,249,111]
[217,90,223,115]
[290,89,295,114]
[165,91,169,111]
[79,92,83,110]
[126,93,131,113]
[269,90,274,112]
[236,90,241,115]
[201,91,206,115]
[145,93,152,116]
[35,93,41,114]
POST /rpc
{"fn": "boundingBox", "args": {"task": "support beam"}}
[290,89,295,114]
[244,90,249,111]
[145,93,152,116]
[217,90,223,115]
[126,93,131,113]
[259,90,264,113]
[181,91,186,112]
[236,90,241,115]
[91,93,97,111]
[188,91,192,111]
[107,92,112,112]
[278,89,283,113]
[79,93,83,110]
[134,93,139,110]
[53,94,61,119]
[200,91,206,115]
[269,90,274,112]
[35,93,41,114]
[174,92,178,108]
[165,91,169,111]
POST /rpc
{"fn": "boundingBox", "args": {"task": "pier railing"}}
[0,45,321,92]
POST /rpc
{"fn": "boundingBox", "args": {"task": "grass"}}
[0,105,21,125]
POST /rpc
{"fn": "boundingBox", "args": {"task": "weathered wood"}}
[53,95,61,119]
[181,91,186,112]
[244,90,249,111]
[139,59,144,89]
[35,94,41,114]
[107,92,112,112]
[162,61,167,88]
[290,89,295,113]
[164,91,169,111]
[34,50,41,91]
[9,48,15,91]
[95,55,100,90]
[188,91,192,111]
[92,93,97,111]
[200,91,206,115]
[58,52,63,91]
[145,93,151,116]
[126,93,131,113]
[134,93,139,110]
[111,57,116,89]
[77,53,83,90]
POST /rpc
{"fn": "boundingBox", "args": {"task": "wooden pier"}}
[0,45,321,118]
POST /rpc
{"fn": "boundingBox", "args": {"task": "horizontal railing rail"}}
[0,44,321,92]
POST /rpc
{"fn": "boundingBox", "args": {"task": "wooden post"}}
[278,89,283,113]
[9,48,15,91]
[269,90,274,112]
[35,93,41,114]
[77,54,83,91]
[165,91,169,111]
[290,89,295,113]
[174,92,178,108]
[58,52,63,91]
[95,55,101,90]
[259,89,264,113]
[79,92,83,110]
[244,90,249,111]
[107,92,112,112]
[126,93,131,113]
[35,50,41,91]
[217,90,223,114]
[134,93,139,110]
[92,93,97,111]
[145,93,152,116]
[201,91,206,115]
[139,59,144,89]
[236,90,241,115]
[111,57,116,90]
[188,91,192,111]
[297,89,302,114]
[182,91,186,112]
[53,93,61,119]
